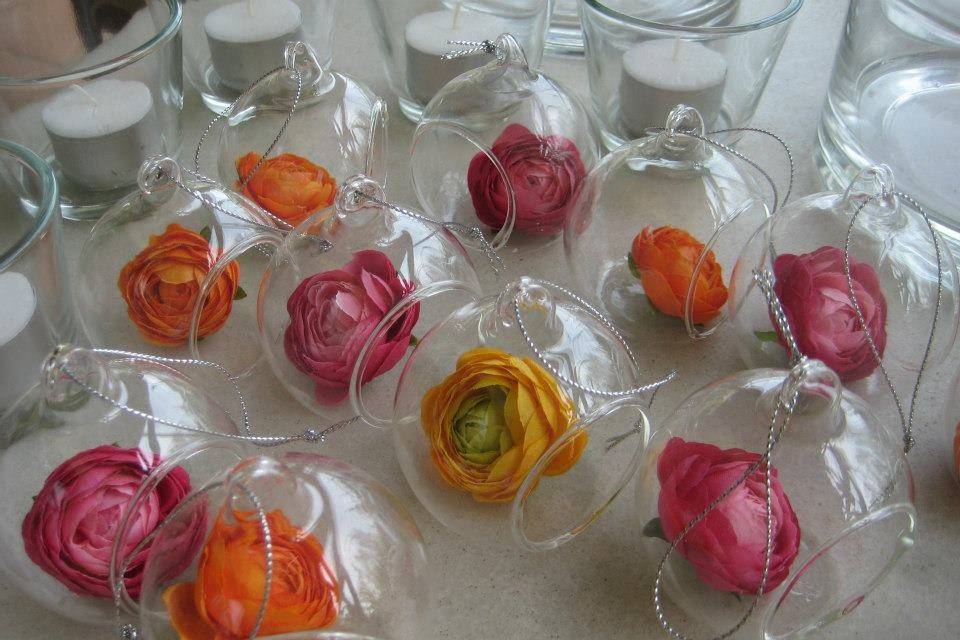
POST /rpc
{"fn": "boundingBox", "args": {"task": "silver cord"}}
[752,271,802,366]
[441,39,501,61]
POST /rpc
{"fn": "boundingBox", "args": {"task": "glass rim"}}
[581,0,803,35]
[0,0,182,86]
[0,139,59,271]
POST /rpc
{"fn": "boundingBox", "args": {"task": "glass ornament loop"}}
[389,277,672,550]
[635,359,914,639]
[131,452,433,640]
[0,345,246,624]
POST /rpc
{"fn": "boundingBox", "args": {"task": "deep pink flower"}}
[284,249,420,405]
[467,123,586,236]
[21,445,198,599]
[657,437,801,595]
[773,246,887,382]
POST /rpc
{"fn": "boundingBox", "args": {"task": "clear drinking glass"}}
[364,0,551,122]
[0,0,183,220]
[578,0,802,150]
[815,0,960,243]
[181,0,338,113]
[0,139,78,418]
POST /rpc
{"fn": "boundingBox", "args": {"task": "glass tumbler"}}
[815,1,960,244]
[365,0,551,122]
[579,0,802,150]
[181,0,338,113]
[0,139,78,418]
[0,0,183,220]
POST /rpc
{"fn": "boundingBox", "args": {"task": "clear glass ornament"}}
[133,452,433,640]
[564,105,772,344]
[0,345,245,624]
[634,358,914,638]
[377,276,667,551]
[210,41,389,231]
[729,164,959,392]
[411,34,600,251]
[75,156,280,376]
[258,175,484,425]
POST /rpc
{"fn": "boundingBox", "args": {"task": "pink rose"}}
[21,445,199,599]
[657,437,801,595]
[284,249,420,405]
[773,246,887,382]
[467,123,586,236]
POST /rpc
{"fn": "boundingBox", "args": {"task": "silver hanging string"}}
[49,347,358,447]
[441,39,502,61]
[350,189,505,278]
[113,481,273,640]
[842,191,943,454]
[752,271,802,366]
[509,279,677,399]
[652,269,808,640]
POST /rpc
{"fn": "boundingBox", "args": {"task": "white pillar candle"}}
[404,8,507,105]
[0,272,49,413]
[41,79,159,192]
[619,39,727,137]
[204,0,304,91]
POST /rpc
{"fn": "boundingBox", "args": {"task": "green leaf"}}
[409,335,419,348]
[199,226,212,242]
[627,252,641,280]
[234,285,247,300]
[643,517,667,541]
[754,330,780,343]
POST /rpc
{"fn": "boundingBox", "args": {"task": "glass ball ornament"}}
[132,452,433,640]
[563,105,773,346]
[410,33,600,253]
[210,41,389,231]
[258,175,485,425]
[728,164,959,398]
[0,345,246,625]
[382,276,667,551]
[634,358,914,639]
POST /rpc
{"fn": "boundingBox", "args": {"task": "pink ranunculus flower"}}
[284,249,420,405]
[657,437,801,595]
[467,123,587,236]
[773,246,887,382]
[21,445,198,599]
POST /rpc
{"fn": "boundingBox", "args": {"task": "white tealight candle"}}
[619,39,727,137]
[204,0,304,91]
[404,7,507,105]
[41,79,159,192]
[0,272,48,412]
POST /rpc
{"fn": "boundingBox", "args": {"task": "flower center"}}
[451,385,512,466]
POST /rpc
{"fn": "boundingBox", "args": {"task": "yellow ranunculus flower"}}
[421,347,587,502]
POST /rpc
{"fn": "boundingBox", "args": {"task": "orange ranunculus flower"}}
[163,509,338,640]
[629,225,729,325]
[236,152,337,227]
[422,347,586,503]
[118,223,239,347]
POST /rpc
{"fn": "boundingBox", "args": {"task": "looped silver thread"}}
[442,39,501,60]
[509,279,677,399]
[842,190,943,454]
[752,270,802,366]
[351,190,505,278]
[113,481,273,640]
[50,348,359,447]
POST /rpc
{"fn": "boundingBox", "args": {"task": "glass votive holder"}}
[0,139,79,418]
[546,0,585,55]
[181,0,337,113]
[579,0,802,149]
[815,1,960,244]
[365,0,551,122]
[0,0,183,220]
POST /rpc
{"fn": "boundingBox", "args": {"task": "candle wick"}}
[452,2,462,30]
[672,37,681,62]
[70,84,99,107]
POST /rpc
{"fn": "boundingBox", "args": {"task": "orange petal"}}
[163,582,216,640]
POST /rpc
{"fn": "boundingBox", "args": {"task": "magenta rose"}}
[656,437,801,595]
[21,444,198,599]
[467,123,586,236]
[773,246,887,382]
[284,249,420,405]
